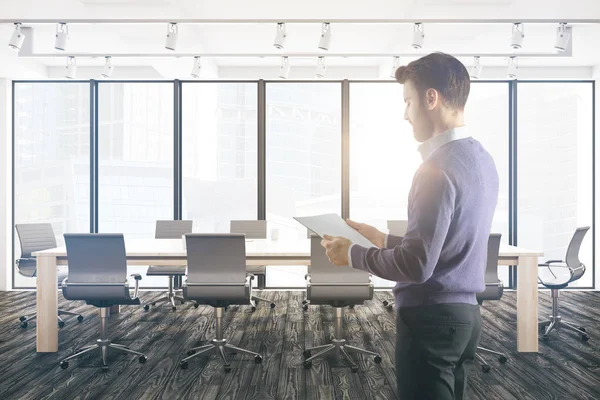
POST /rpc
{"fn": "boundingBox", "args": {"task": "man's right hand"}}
[345,219,386,248]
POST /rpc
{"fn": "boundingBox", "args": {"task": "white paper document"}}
[294,213,377,248]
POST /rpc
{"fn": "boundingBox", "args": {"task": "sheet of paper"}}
[294,213,377,248]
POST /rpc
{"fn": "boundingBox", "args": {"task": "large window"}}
[181,83,258,232]
[349,82,510,287]
[266,83,342,287]
[517,82,594,288]
[13,83,90,288]
[98,82,174,287]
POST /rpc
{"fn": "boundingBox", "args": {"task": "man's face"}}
[403,80,434,143]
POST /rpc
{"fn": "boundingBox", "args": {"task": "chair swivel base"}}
[144,292,189,312]
[19,309,84,329]
[180,338,263,372]
[539,315,589,342]
[475,345,508,373]
[303,338,382,373]
[250,296,276,312]
[59,339,147,371]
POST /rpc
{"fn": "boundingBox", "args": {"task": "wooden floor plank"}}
[0,290,599,400]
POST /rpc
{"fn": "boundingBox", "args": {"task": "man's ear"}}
[425,88,439,110]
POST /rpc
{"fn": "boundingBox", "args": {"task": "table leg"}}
[37,255,58,352]
[517,255,539,352]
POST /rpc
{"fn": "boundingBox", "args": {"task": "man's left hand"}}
[321,235,353,266]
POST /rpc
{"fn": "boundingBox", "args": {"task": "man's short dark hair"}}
[395,52,470,110]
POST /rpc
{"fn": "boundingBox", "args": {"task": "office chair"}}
[538,227,590,342]
[59,234,147,371]
[143,220,193,311]
[381,220,408,310]
[15,223,84,329]
[230,220,276,311]
[475,233,509,373]
[303,235,382,372]
[179,234,263,372]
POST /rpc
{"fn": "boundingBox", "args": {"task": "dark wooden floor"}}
[0,290,599,400]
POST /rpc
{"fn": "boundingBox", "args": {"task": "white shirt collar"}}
[418,126,470,161]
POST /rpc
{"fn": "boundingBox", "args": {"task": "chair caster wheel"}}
[251,306,256,313]
[187,350,196,356]
[139,355,147,364]
[351,365,359,373]
[304,361,312,369]
[482,364,491,373]
[582,334,590,342]
[101,366,109,372]
[579,327,586,332]
[349,305,355,309]
[58,321,65,328]
[542,335,549,341]
[224,365,232,373]
[382,300,389,307]
[193,303,199,309]
[171,306,177,312]
[270,303,276,309]
[499,356,507,363]
[302,300,308,305]
[302,305,308,311]
[386,305,393,311]
[19,316,26,322]
[143,305,150,311]
[181,300,185,305]
[303,350,311,359]
[255,355,263,364]
[180,361,188,370]
[151,302,156,306]
[21,322,28,329]
[77,315,84,322]
[60,361,69,370]
[374,355,382,364]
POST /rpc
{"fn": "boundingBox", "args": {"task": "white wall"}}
[0,79,11,290]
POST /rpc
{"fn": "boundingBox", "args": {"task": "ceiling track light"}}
[507,56,518,79]
[101,56,113,78]
[555,22,571,52]
[274,22,287,50]
[390,56,401,79]
[165,23,178,51]
[190,56,202,78]
[510,23,524,50]
[318,22,331,51]
[55,23,69,51]
[315,56,327,78]
[279,56,290,79]
[65,56,76,79]
[412,23,425,50]
[8,23,25,51]
[471,56,482,79]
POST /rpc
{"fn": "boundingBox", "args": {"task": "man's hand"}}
[346,219,386,248]
[321,235,352,266]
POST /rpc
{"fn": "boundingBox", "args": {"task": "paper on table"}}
[294,213,377,248]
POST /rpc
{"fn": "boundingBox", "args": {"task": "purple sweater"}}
[350,137,499,308]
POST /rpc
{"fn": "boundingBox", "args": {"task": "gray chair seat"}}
[146,265,186,276]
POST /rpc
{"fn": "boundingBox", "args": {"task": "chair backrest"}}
[387,220,408,236]
[309,235,370,285]
[230,220,267,239]
[63,234,130,302]
[186,234,247,284]
[155,220,193,239]
[15,223,57,258]
[477,233,503,303]
[565,226,590,282]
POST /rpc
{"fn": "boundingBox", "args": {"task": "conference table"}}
[33,238,543,354]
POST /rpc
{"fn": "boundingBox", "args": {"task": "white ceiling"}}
[2,0,600,75]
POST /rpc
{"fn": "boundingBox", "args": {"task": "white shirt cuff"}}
[347,244,354,268]
[384,234,389,248]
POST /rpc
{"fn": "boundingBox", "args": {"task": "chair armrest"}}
[16,257,36,264]
[129,274,142,299]
[539,259,564,266]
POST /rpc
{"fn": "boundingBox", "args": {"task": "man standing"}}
[321,52,499,400]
